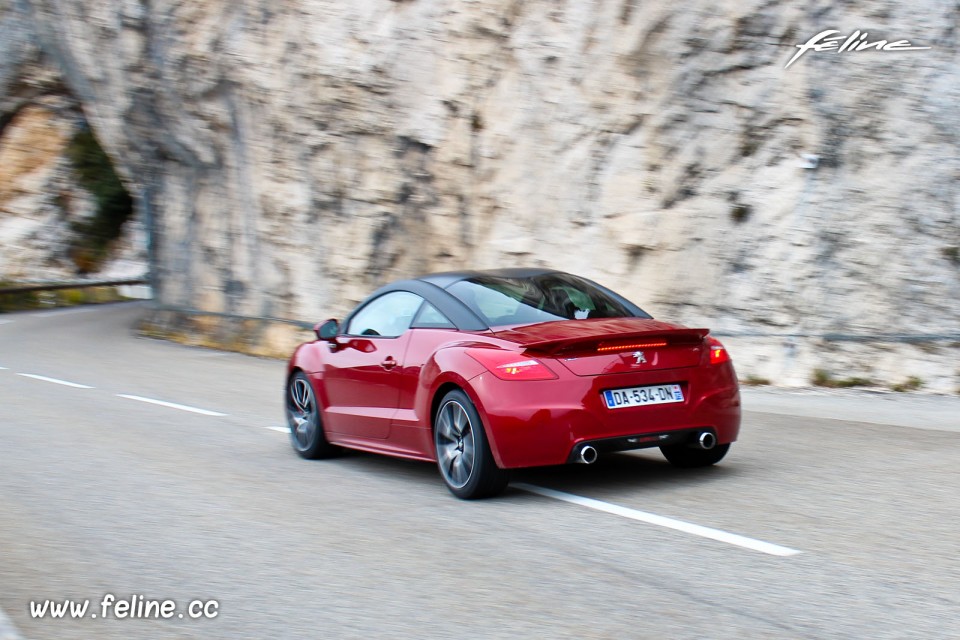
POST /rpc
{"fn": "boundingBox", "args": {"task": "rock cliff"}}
[0,1,144,280]
[2,0,958,388]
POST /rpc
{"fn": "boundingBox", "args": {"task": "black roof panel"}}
[417,268,562,289]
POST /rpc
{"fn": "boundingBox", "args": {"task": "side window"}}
[346,291,423,338]
[411,302,456,329]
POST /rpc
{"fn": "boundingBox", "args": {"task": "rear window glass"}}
[447,274,644,327]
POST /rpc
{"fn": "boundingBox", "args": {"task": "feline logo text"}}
[785,30,930,69]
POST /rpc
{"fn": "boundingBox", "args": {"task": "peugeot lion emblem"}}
[633,351,647,365]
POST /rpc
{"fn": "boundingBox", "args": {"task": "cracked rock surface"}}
[1,0,958,388]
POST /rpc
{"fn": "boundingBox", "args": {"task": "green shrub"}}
[811,369,833,387]
[812,369,873,388]
[891,376,923,393]
[66,127,133,273]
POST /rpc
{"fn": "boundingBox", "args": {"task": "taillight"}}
[596,340,667,353]
[706,337,730,365]
[466,348,558,381]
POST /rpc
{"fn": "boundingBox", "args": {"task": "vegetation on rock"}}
[65,126,133,273]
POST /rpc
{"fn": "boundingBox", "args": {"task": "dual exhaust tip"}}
[575,430,715,464]
[577,445,598,465]
[696,431,717,450]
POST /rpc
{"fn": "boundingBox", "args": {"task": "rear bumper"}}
[565,426,721,463]
[467,362,740,469]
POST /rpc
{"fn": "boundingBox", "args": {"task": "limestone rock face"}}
[0,103,74,276]
[0,3,145,281]
[3,0,958,388]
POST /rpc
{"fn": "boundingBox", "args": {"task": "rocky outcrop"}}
[3,0,958,389]
[0,2,144,281]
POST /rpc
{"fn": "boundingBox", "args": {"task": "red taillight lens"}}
[466,349,558,381]
[706,337,730,365]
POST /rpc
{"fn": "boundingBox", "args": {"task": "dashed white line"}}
[0,319,13,325]
[17,373,94,389]
[116,394,227,417]
[265,426,290,434]
[514,483,802,557]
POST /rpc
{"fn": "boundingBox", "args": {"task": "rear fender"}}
[416,347,506,466]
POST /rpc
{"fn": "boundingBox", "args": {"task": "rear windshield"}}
[447,274,647,327]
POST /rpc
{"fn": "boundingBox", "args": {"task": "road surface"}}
[1,303,959,639]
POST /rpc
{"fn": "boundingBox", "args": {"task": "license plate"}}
[603,384,684,409]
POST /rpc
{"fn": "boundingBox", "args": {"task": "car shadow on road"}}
[318,447,744,500]
[509,450,743,497]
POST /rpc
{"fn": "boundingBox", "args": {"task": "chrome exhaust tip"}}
[696,431,717,450]
[578,445,598,465]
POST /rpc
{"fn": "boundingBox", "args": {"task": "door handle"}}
[380,356,398,370]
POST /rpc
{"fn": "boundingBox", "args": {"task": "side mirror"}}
[314,319,339,342]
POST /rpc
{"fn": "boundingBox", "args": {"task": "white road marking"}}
[0,319,12,325]
[116,394,227,417]
[514,483,802,557]
[0,366,8,370]
[17,373,94,389]
[265,426,290,434]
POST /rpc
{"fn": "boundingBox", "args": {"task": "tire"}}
[659,442,730,468]
[434,389,510,499]
[286,371,339,459]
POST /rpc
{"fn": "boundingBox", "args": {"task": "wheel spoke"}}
[437,410,456,443]
[438,444,456,467]
[297,415,312,445]
[288,378,319,451]
[451,454,466,485]
[461,435,475,471]
[291,380,309,412]
[452,404,467,436]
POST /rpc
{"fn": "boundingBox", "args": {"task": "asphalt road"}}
[2,303,959,639]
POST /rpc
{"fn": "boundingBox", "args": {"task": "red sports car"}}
[286,269,740,499]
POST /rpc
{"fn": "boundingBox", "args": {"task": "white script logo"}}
[785,30,930,69]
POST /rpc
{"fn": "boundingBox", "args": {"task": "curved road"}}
[1,303,959,639]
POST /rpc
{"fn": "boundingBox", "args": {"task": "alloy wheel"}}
[435,400,476,489]
[288,377,317,451]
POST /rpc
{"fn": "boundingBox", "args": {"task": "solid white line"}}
[116,394,227,417]
[265,426,290,433]
[17,373,94,389]
[514,483,802,557]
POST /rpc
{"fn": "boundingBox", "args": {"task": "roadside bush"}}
[811,369,873,388]
[891,376,923,393]
[65,127,133,273]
